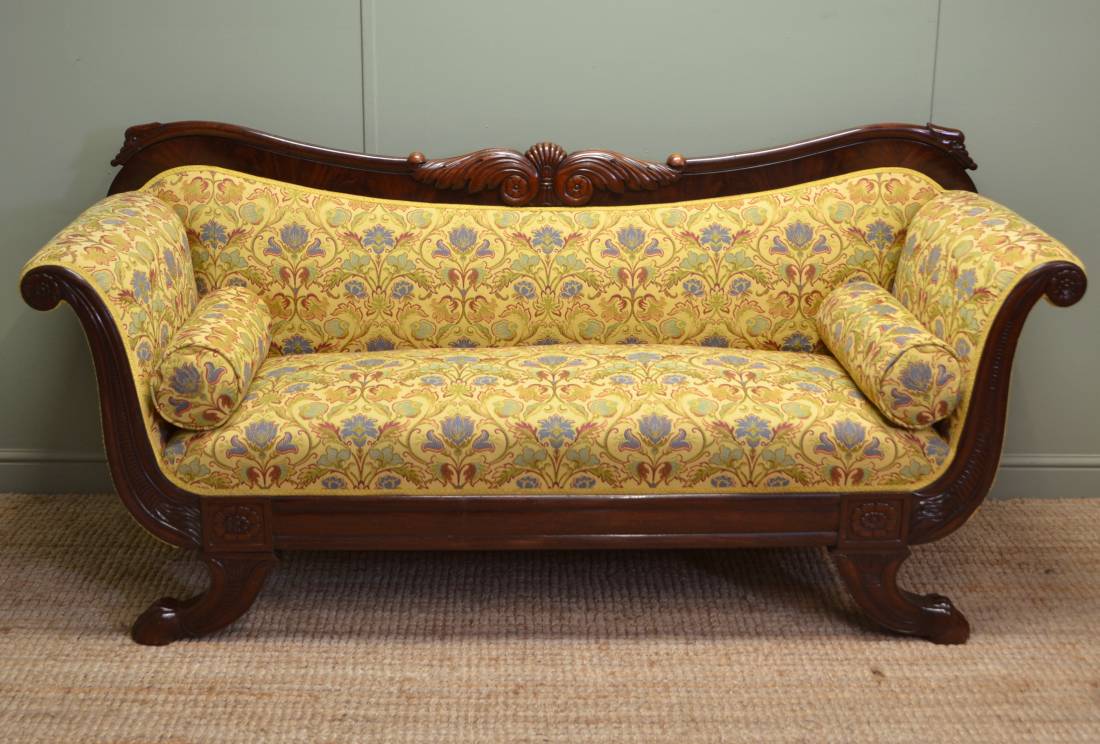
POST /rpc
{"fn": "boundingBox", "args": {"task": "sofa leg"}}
[131,551,277,646]
[830,547,970,644]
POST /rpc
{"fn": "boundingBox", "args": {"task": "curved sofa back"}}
[140,166,942,356]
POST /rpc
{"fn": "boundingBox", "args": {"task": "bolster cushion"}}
[151,286,271,430]
[816,281,961,429]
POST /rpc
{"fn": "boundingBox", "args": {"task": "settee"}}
[20,121,1086,645]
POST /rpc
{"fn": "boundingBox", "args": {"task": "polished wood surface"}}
[108,120,977,202]
[21,121,1086,645]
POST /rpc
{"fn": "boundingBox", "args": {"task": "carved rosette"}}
[851,501,901,539]
[409,142,683,206]
[214,505,261,542]
[1045,264,1087,306]
[203,500,271,551]
[19,269,65,311]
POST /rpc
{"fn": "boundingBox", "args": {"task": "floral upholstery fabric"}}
[817,281,961,428]
[21,192,198,464]
[163,345,949,495]
[893,191,1086,438]
[22,173,1084,497]
[151,286,271,430]
[142,166,942,355]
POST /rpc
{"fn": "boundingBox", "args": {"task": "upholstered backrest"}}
[141,166,942,356]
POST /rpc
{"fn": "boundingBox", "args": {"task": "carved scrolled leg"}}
[131,552,276,646]
[830,547,970,644]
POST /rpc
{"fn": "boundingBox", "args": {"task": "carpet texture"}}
[0,494,1097,743]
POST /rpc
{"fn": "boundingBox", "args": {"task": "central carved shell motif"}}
[407,141,683,206]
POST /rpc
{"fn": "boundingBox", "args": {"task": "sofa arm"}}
[892,190,1086,542]
[22,190,199,369]
[894,191,1085,394]
[20,192,202,546]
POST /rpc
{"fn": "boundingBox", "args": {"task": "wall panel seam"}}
[359,0,367,152]
[369,0,379,151]
[929,0,942,122]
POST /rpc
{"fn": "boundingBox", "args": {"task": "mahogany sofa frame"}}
[20,121,1086,646]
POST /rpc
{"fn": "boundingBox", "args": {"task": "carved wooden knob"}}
[407,151,426,166]
[667,153,686,168]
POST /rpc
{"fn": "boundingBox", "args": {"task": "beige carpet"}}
[0,495,1097,743]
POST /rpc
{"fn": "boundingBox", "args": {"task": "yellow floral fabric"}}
[21,192,198,463]
[817,281,961,428]
[23,173,1083,497]
[142,166,942,355]
[163,345,949,494]
[151,286,271,430]
[893,192,1086,438]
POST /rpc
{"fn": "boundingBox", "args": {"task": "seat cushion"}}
[162,345,949,495]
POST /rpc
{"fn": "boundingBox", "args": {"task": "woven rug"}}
[0,494,1097,743]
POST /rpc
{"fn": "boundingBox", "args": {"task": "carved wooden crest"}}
[407,143,684,206]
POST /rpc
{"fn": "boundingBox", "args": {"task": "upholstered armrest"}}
[894,191,1085,405]
[892,191,1086,541]
[21,190,199,371]
[20,192,201,543]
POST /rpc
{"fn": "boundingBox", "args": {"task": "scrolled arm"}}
[19,192,202,547]
[21,191,199,360]
[892,191,1086,542]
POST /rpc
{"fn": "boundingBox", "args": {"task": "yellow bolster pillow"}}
[816,281,961,429]
[151,286,271,430]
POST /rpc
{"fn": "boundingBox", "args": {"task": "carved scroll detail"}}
[409,143,683,206]
[1045,265,1088,306]
[409,148,539,206]
[555,150,682,206]
[926,123,977,170]
[20,271,64,311]
[111,122,166,167]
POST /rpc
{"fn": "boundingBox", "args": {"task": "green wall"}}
[1,0,1096,497]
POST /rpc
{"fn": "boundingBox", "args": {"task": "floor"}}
[0,494,1097,743]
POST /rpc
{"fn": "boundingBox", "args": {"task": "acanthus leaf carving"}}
[555,150,682,206]
[409,148,538,206]
[409,143,682,206]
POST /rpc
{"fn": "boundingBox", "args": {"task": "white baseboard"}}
[0,448,1096,497]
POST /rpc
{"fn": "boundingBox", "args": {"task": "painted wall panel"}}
[932,0,1100,477]
[369,0,939,158]
[0,0,364,490]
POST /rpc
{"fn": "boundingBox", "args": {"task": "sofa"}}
[20,121,1086,645]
